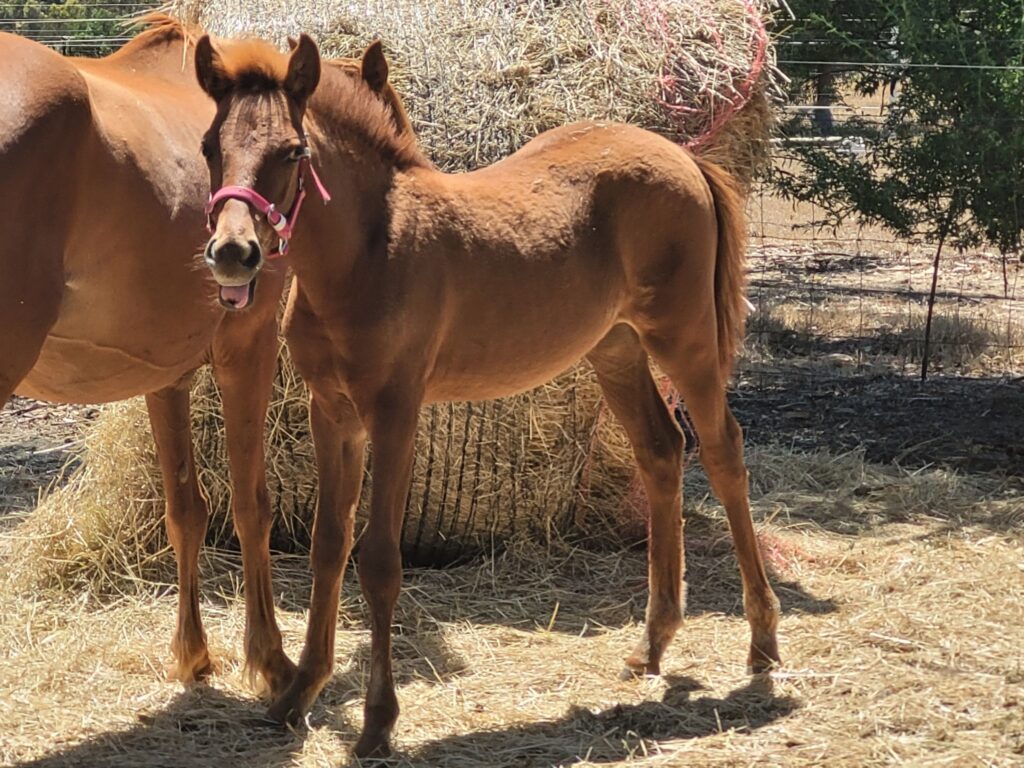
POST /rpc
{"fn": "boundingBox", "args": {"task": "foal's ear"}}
[361,40,389,92]
[287,36,299,51]
[285,33,321,105]
[195,35,230,101]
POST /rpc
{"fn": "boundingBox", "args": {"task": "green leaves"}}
[3,0,150,57]
[774,1,1024,255]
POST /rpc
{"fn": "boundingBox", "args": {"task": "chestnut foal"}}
[194,34,780,757]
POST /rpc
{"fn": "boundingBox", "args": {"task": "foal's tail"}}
[694,154,748,379]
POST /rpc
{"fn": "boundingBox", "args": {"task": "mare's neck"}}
[84,18,194,76]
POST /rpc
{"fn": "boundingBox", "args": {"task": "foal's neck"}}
[292,74,431,306]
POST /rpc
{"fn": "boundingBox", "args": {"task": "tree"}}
[772,2,1024,378]
[2,1,151,57]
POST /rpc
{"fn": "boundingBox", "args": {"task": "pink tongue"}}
[219,284,251,309]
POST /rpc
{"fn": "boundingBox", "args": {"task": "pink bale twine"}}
[586,0,771,150]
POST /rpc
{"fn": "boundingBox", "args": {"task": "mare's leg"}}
[146,376,213,682]
[641,328,780,673]
[267,392,366,724]
[587,325,686,676]
[212,313,294,696]
[353,390,419,759]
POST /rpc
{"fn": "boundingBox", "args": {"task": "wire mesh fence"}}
[732,163,1023,473]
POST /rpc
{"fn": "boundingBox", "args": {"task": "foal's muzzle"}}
[204,237,263,310]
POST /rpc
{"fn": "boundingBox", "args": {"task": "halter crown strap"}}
[205,153,331,258]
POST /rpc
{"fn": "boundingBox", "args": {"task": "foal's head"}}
[194,34,396,309]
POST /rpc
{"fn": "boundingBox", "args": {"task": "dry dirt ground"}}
[1,208,1022,766]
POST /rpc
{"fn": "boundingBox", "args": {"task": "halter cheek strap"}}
[205,151,331,259]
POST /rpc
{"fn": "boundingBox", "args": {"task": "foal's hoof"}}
[747,637,781,675]
[622,641,662,680]
[353,731,392,760]
[266,695,307,728]
[266,673,322,728]
[620,665,660,681]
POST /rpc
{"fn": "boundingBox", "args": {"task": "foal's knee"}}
[231,483,273,537]
[165,489,209,549]
[310,527,351,577]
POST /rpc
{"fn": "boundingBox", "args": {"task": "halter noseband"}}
[204,147,331,259]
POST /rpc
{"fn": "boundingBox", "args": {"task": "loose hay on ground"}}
[2,446,1022,766]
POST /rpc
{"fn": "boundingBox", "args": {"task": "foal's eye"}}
[287,144,310,162]
[200,140,211,160]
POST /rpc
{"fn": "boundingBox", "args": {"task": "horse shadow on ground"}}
[393,674,797,768]
[8,672,796,768]
[8,686,310,768]
[6,629,464,768]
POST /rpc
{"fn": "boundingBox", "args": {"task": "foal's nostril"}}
[210,239,260,270]
[242,240,262,269]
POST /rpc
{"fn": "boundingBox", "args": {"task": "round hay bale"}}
[14,0,782,588]
[171,0,784,183]
[12,345,606,588]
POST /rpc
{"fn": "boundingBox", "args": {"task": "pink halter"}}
[205,149,331,258]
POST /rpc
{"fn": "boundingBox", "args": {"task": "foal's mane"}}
[313,67,426,170]
[209,38,427,170]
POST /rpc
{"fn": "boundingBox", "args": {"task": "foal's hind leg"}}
[147,376,213,683]
[587,325,686,676]
[641,332,780,672]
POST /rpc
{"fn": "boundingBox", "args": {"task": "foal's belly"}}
[424,276,621,403]
[425,341,608,403]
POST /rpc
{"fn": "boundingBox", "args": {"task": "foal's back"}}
[384,121,721,402]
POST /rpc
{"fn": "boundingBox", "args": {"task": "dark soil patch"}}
[0,397,97,522]
[732,369,1023,476]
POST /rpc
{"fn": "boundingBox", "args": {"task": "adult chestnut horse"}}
[0,16,406,699]
[195,35,781,757]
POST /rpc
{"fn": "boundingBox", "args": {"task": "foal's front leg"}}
[267,393,367,725]
[353,391,420,759]
[146,375,213,682]
[213,313,295,697]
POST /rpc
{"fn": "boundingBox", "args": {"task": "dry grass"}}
[742,201,1024,379]
[2,445,1022,766]
[745,301,1024,375]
